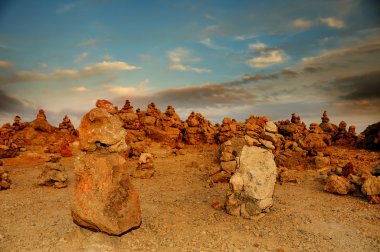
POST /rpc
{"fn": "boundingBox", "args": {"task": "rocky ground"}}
[1,145,379,252]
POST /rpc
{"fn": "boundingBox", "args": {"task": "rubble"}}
[71,100,141,235]
[323,162,380,203]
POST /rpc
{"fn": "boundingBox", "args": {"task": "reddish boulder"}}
[72,152,141,235]
[72,104,141,235]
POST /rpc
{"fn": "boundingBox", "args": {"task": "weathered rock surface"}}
[226,146,277,219]
[72,100,141,235]
[361,176,380,196]
[72,151,141,235]
[37,162,68,189]
[77,107,127,152]
[323,175,355,195]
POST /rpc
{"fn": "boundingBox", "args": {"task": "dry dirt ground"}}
[1,145,379,252]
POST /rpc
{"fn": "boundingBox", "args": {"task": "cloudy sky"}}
[0,0,379,131]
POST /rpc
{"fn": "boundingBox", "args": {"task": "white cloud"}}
[320,17,346,29]
[0,61,141,85]
[73,86,88,92]
[293,18,313,30]
[84,61,141,73]
[247,43,287,68]
[249,43,267,51]
[234,34,257,41]
[168,48,211,73]
[200,38,227,51]
[74,52,89,63]
[247,50,287,68]
[0,60,13,68]
[40,63,48,68]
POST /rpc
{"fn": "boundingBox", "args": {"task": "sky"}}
[0,0,379,132]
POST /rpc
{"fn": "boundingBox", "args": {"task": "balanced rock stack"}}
[319,111,338,134]
[118,99,139,129]
[134,153,155,179]
[184,112,216,145]
[37,159,68,189]
[58,115,77,135]
[211,137,246,183]
[71,100,141,235]
[30,109,55,133]
[216,117,238,143]
[277,113,307,142]
[0,160,11,190]
[226,145,277,219]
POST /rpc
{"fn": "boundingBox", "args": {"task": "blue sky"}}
[0,0,379,131]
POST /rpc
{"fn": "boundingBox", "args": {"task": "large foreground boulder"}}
[226,146,277,219]
[72,152,141,235]
[71,101,141,236]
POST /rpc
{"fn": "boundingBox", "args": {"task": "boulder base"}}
[71,152,141,235]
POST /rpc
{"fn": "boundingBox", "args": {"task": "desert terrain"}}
[0,100,379,252]
[1,145,379,252]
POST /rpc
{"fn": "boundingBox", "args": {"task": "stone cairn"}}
[184,112,216,145]
[225,144,277,219]
[71,100,141,235]
[37,158,68,189]
[59,115,77,135]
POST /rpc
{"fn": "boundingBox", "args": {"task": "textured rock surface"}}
[226,146,277,219]
[72,101,141,235]
[323,175,355,195]
[72,152,141,235]
[77,108,127,152]
[37,162,68,189]
[361,176,380,196]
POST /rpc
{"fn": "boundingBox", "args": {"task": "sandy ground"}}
[1,145,379,252]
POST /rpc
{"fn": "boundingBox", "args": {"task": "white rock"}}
[226,146,277,218]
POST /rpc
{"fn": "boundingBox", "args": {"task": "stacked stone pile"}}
[71,100,141,235]
[37,159,68,189]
